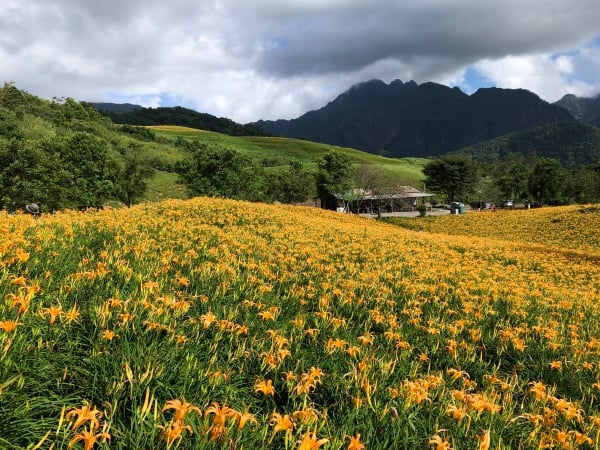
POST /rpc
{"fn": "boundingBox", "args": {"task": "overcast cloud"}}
[1,0,599,122]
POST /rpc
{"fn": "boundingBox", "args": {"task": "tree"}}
[316,151,355,210]
[115,144,155,207]
[422,154,480,203]
[53,132,118,208]
[0,109,24,140]
[528,158,568,205]
[353,163,385,194]
[495,160,530,203]
[0,138,62,211]
[265,160,314,204]
[565,167,600,204]
[175,143,265,201]
[352,163,411,215]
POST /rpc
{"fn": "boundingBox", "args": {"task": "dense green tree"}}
[0,132,117,211]
[175,143,265,201]
[118,124,156,141]
[528,158,568,205]
[422,154,480,203]
[60,97,91,123]
[0,85,176,211]
[495,159,530,203]
[115,144,155,207]
[565,167,600,203]
[265,160,314,204]
[0,82,27,110]
[316,151,355,210]
[0,110,24,140]
[53,132,118,208]
[0,138,64,211]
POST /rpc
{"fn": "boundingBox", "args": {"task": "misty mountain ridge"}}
[256,79,579,158]
[555,93,600,126]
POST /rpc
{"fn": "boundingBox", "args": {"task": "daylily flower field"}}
[1,198,599,449]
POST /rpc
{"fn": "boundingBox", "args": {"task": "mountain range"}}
[92,80,600,168]
[256,79,591,158]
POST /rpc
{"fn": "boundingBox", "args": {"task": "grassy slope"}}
[147,125,428,185]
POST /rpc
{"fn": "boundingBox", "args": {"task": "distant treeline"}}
[93,105,271,137]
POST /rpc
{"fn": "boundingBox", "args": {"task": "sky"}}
[2,0,600,123]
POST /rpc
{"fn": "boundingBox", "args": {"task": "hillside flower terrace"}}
[1,199,600,449]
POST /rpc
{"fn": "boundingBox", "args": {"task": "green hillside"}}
[147,125,428,183]
[0,83,191,208]
[450,122,600,169]
[0,84,426,210]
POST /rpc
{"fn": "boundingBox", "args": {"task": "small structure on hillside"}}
[335,186,434,214]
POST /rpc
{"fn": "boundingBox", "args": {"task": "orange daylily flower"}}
[64,304,80,323]
[176,275,189,287]
[429,434,452,450]
[270,412,294,434]
[157,420,192,446]
[297,431,329,450]
[234,410,257,430]
[68,430,110,450]
[0,320,21,333]
[477,430,490,450]
[200,311,217,328]
[162,397,202,422]
[205,401,236,439]
[255,379,276,396]
[347,433,365,450]
[42,305,63,324]
[549,360,562,370]
[66,404,103,431]
[15,248,29,263]
[102,329,116,341]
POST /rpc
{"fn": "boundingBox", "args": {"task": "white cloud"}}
[1,0,600,121]
[554,56,574,76]
[472,41,600,103]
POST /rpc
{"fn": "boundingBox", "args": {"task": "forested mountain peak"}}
[256,79,574,158]
[554,93,600,126]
